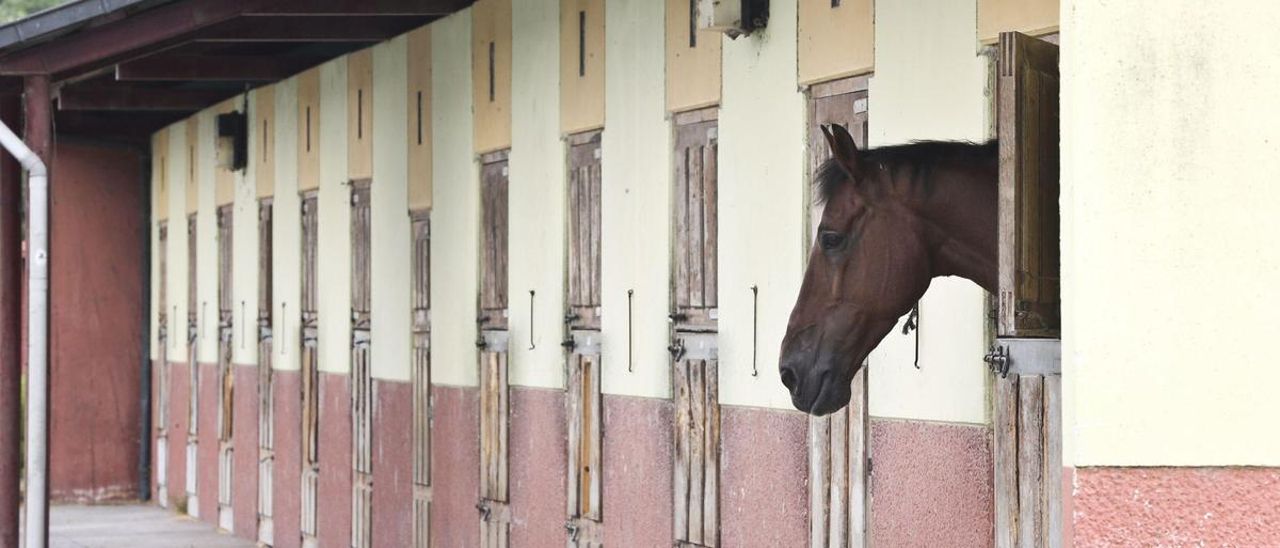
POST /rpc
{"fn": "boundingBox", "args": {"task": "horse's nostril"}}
[780,367,798,392]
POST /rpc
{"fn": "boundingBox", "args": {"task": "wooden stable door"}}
[671,109,720,548]
[410,211,432,548]
[216,205,234,530]
[299,192,320,545]
[156,222,169,507]
[565,131,603,548]
[350,182,373,548]
[992,31,1062,548]
[186,214,199,515]
[807,77,871,548]
[477,151,511,547]
[257,199,275,544]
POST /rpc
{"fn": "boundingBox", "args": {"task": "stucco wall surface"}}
[1061,0,1280,466]
[272,76,301,372]
[865,0,990,424]
[371,36,413,382]
[317,57,351,374]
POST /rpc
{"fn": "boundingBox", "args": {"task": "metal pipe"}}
[0,80,50,548]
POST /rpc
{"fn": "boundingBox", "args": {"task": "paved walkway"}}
[45,504,253,548]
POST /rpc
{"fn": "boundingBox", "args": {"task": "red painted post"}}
[0,94,22,548]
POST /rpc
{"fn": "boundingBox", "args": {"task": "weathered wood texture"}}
[479,155,510,330]
[672,113,718,331]
[479,345,510,547]
[299,192,320,542]
[410,211,432,548]
[673,344,719,548]
[566,334,602,547]
[567,131,602,331]
[350,182,373,548]
[217,206,234,443]
[157,222,169,432]
[257,199,275,541]
[806,77,871,548]
[997,31,1060,338]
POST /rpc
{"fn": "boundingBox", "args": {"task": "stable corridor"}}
[26,505,251,548]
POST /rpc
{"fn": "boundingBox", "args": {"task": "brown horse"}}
[779,124,998,415]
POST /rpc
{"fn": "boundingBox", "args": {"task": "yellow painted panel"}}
[255,85,275,198]
[977,0,1059,43]
[407,26,433,211]
[560,0,605,133]
[185,119,198,214]
[797,0,874,85]
[348,49,374,180]
[214,100,237,205]
[665,0,721,112]
[297,68,321,191]
[472,0,512,153]
[152,128,169,221]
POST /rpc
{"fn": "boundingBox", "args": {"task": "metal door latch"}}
[984,345,1010,377]
[476,501,492,521]
[565,521,580,542]
[561,337,577,351]
[667,338,686,361]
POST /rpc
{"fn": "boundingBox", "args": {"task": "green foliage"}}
[0,0,72,24]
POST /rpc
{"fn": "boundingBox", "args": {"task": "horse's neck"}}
[917,166,999,293]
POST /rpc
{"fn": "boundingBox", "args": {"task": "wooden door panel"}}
[410,210,431,548]
[673,114,719,330]
[479,154,510,330]
[672,333,719,548]
[567,131,602,330]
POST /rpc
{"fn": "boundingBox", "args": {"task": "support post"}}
[0,94,21,548]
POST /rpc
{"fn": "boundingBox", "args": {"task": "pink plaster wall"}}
[317,372,352,545]
[601,394,673,547]
[272,370,302,548]
[509,386,567,546]
[1073,466,1280,546]
[372,379,414,548]
[719,404,810,547]
[431,385,479,548]
[869,418,993,548]
[198,361,218,526]
[231,363,259,540]
[166,360,188,509]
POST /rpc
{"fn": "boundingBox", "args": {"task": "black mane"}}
[814,139,996,204]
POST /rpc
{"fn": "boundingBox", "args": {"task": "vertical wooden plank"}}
[497,351,509,502]
[566,355,582,517]
[993,374,1019,548]
[701,135,717,309]
[686,359,705,545]
[586,354,602,519]
[1017,375,1044,548]
[702,359,719,546]
[828,408,848,547]
[808,415,830,548]
[686,143,704,310]
[672,359,690,542]
[588,158,602,309]
[1044,375,1063,548]
[847,365,868,548]
[566,164,581,308]
[673,143,690,311]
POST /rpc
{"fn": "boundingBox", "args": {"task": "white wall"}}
[149,204,159,361]
[1062,0,1280,466]
[600,0,671,398]
[508,0,565,389]
[317,57,351,374]
[166,126,188,363]
[865,0,990,424]
[431,10,479,387]
[233,92,260,365]
[371,36,413,382]
[272,76,301,372]
[716,0,806,409]
[195,111,218,365]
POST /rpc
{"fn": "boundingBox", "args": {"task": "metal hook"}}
[902,301,920,369]
[750,285,759,377]
[527,290,536,350]
[627,289,634,372]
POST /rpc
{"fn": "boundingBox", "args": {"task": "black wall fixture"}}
[216,110,247,172]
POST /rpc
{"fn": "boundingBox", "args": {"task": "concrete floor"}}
[42,504,253,548]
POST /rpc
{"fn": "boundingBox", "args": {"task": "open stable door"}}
[806,76,871,548]
[477,150,511,548]
[565,130,603,548]
[671,107,720,548]
[991,31,1063,548]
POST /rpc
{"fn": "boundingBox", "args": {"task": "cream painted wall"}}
[232,92,260,365]
[166,126,188,363]
[600,0,670,398]
[865,0,989,424]
[371,36,413,382]
[317,57,352,374]
[149,210,159,361]
[716,0,806,409]
[1062,1,1280,466]
[431,10,480,387]
[273,76,301,372]
[196,110,218,365]
[508,0,565,389]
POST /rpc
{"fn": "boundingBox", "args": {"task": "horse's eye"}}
[819,230,846,251]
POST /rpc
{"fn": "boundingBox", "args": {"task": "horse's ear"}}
[821,124,861,177]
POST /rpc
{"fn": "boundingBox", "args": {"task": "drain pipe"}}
[0,94,50,548]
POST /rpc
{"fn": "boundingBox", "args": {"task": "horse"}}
[779,124,999,415]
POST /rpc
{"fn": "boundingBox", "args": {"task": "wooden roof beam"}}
[246,0,473,16]
[57,87,235,111]
[115,55,323,82]
[192,16,418,43]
